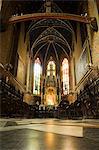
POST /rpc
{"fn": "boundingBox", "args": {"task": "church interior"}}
[0,0,99,119]
[0,0,99,150]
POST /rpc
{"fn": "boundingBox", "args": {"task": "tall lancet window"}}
[33,58,42,95]
[47,61,56,76]
[62,58,69,95]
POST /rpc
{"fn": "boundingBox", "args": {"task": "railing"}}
[0,65,26,92]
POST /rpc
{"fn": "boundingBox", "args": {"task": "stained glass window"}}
[47,61,56,76]
[62,58,69,95]
[33,58,42,95]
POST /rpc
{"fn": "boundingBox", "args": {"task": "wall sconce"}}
[4,63,13,71]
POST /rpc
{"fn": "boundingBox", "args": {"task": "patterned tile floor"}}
[0,119,99,150]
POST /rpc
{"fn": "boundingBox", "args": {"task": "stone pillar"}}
[24,53,33,104]
[41,77,43,105]
[30,57,33,93]
[57,61,61,103]
[69,57,72,92]
[58,75,61,103]
[69,55,75,92]
[26,50,33,93]
[87,0,99,68]
[41,75,45,104]
[26,55,31,92]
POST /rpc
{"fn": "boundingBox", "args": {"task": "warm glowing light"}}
[45,133,54,149]
[33,58,42,95]
[47,94,54,105]
[47,60,56,76]
[62,58,69,95]
[46,88,56,105]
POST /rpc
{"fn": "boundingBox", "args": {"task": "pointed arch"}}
[47,59,56,76]
[62,58,69,95]
[33,58,42,95]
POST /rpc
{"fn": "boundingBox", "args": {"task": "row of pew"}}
[0,76,99,119]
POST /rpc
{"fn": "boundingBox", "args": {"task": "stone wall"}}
[16,22,27,85]
[73,0,99,96]
[0,25,14,65]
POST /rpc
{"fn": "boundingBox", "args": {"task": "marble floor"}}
[0,119,99,150]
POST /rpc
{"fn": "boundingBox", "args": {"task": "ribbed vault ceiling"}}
[27,1,76,63]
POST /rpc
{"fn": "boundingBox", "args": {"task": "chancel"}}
[0,0,99,150]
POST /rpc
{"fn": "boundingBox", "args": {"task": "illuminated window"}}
[62,58,69,95]
[33,58,42,95]
[47,61,56,76]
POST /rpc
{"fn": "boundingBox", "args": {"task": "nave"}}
[0,119,99,150]
[0,71,99,119]
[0,0,99,149]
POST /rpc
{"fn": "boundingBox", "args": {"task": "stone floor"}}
[0,119,99,150]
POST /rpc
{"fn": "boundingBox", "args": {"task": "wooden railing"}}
[0,65,26,92]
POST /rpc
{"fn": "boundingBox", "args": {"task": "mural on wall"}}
[76,45,89,84]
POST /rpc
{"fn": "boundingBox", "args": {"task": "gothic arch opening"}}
[33,57,42,95]
[62,58,69,95]
[44,57,57,106]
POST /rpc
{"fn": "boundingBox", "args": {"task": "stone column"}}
[29,57,33,93]
[69,56,72,93]
[58,75,61,103]
[26,54,31,92]
[57,62,61,103]
[87,0,99,68]
[26,51,33,93]
[69,55,75,92]
[41,75,45,105]
[24,54,33,104]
